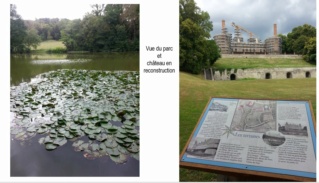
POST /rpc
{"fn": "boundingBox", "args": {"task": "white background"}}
[0,0,179,182]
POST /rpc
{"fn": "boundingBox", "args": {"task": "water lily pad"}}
[88,134,96,140]
[78,143,89,151]
[53,137,67,146]
[89,143,100,151]
[72,140,84,147]
[38,137,45,144]
[127,142,139,153]
[45,143,58,150]
[110,154,127,164]
[11,127,23,135]
[104,139,117,148]
[10,70,139,160]
[131,152,139,160]
[115,132,126,139]
[96,133,108,142]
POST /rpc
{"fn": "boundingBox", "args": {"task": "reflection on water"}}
[31,59,92,65]
[11,52,139,86]
[11,52,140,176]
[11,136,139,176]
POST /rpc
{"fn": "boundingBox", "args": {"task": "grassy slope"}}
[179,72,316,181]
[213,57,315,70]
[32,40,66,52]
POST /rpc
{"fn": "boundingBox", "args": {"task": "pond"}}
[10,52,140,177]
[11,52,139,86]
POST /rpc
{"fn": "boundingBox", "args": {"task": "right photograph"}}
[179,0,316,182]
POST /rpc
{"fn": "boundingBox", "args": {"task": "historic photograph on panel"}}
[10,4,140,176]
[186,137,220,160]
[262,131,286,146]
[278,122,308,137]
[210,102,228,112]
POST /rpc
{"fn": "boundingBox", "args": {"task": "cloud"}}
[196,0,316,41]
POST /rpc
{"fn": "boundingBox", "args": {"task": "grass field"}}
[179,72,316,181]
[32,40,66,53]
[213,57,315,70]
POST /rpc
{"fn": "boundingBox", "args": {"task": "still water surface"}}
[11,52,139,176]
[11,52,139,86]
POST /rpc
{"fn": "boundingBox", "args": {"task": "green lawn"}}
[213,57,315,70]
[32,40,66,53]
[179,72,316,181]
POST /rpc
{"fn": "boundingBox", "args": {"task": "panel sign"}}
[180,98,316,180]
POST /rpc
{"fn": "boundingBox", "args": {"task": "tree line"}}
[10,4,139,54]
[278,24,316,62]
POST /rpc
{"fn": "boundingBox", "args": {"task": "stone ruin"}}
[204,67,316,81]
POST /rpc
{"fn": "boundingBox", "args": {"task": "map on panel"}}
[230,100,276,133]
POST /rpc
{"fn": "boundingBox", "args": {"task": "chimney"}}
[222,20,225,29]
[274,24,277,36]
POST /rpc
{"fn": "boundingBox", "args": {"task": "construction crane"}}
[231,22,259,43]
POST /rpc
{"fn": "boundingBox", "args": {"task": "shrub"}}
[46,47,67,54]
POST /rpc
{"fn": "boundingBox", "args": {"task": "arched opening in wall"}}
[230,74,236,80]
[265,73,271,79]
[286,72,292,79]
[306,71,311,78]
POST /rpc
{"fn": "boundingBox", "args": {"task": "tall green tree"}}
[11,5,41,53]
[287,24,316,54]
[10,4,28,53]
[179,0,219,74]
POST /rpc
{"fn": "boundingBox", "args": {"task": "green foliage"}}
[304,37,316,56]
[46,47,67,54]
[11,69,140,162]
[284,24,316,56]
[279,24,316,63]
[278,34,292,54]
[11,5,139,53]
[10,5,28,53]
[61,4,139,52]
[179,0,220,74]
[24,29,41,49]
[10,5,41,53]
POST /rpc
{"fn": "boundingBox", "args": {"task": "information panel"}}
[180,98,316,181]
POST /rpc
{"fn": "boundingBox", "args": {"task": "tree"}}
[91,4,105,16]
[205,40,220,65]
[304,37,316,62]
[286,24,316,54]
[278,34,292,54]
[61,4,139,52]
[179,0,219,74]
[24,29,41,49]
[11,5,42,53]
[10,4,28,53]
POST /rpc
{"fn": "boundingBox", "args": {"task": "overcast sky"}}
[14,3,92,20]
[196,0,316,41]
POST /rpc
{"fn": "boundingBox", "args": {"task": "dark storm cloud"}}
[196,0,316,41]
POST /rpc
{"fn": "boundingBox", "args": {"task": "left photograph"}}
[10,4,140,176]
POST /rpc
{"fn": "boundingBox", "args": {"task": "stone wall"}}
[204,67,316,81]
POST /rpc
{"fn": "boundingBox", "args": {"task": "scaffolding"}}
[214,20,282,54]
